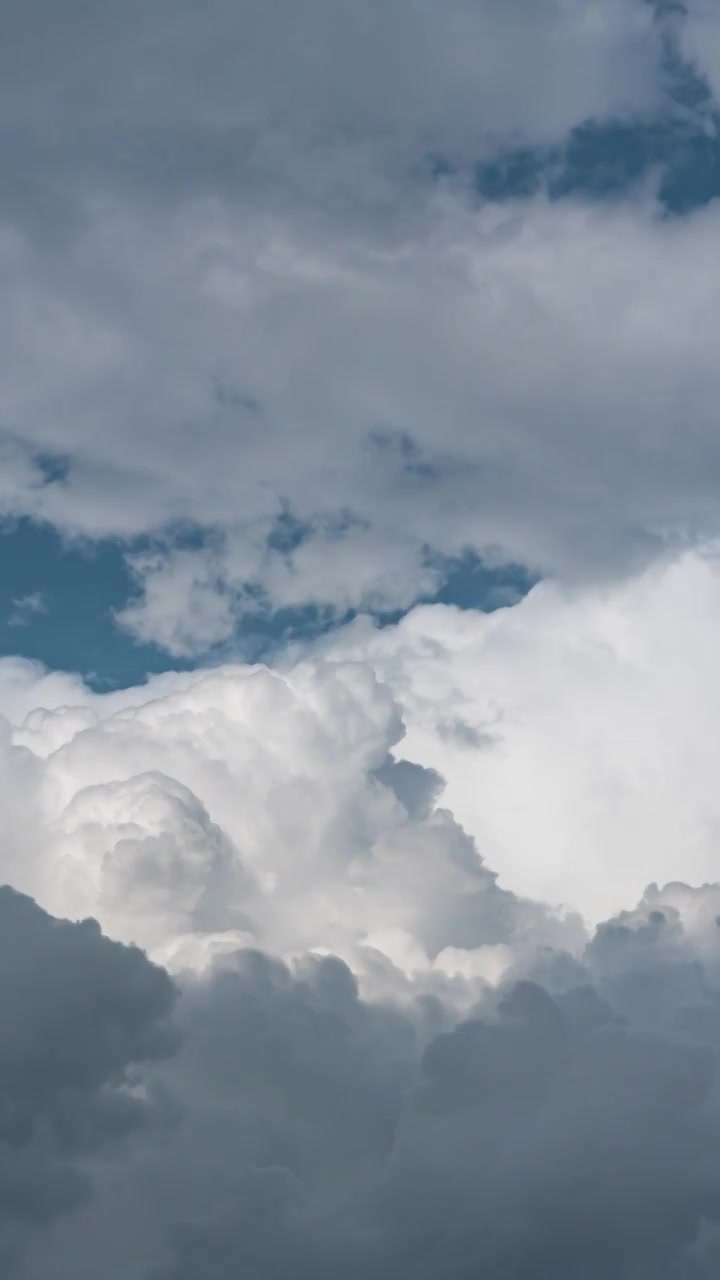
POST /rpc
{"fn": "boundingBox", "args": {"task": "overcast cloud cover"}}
[6,1,720,1276]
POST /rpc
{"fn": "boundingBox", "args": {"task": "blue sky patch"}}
[0,519,534,689]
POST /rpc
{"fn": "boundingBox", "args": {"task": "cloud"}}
[7,592,48,628]
[679,1,720,101]
[0,654,576,974]
[0,887,176,1275]
[115,527,446,656]
[0,0,660,235]
[0,2,706,647]
[5,544,720,958]
[323,545,720,922]
[116,550,239,658]
[5,546,720,961]
[4,552,720,1273]
[8,8,720,1273]
[16,891,720,1280]
[8,187,720,649]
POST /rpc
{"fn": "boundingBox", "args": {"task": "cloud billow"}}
[0,601,716,1275]
[14,893,720,1280]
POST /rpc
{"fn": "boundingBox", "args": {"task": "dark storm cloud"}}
[13,892,720,1280]
[149,924,720,1280]
[0,887,176,1274]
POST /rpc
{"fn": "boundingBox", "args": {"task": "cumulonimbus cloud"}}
[4,547,720,1275]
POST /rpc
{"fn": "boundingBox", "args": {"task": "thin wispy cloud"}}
[7,591,48,627]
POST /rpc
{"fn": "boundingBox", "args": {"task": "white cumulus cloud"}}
[5,550,720,1275]
[324,545,720,921]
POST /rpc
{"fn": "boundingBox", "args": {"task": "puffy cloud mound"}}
[325,546,720,921]
[5,548,720,1274]
[0,655,575,976]
[4,543,720,958]
[17,893,720,1279]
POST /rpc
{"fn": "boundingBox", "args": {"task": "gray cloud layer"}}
[1,0,659,228]
[9,888,720,1280]
[0,887,175,1274]
[2,0,710,650]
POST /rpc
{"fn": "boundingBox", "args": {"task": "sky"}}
[6,1,720,1276]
